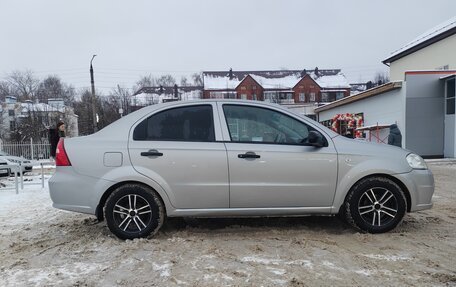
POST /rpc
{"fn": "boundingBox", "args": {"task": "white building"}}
[131,86,203,108]
[0,97,79,141]
[383,16,456,81]
[316,16,456,158]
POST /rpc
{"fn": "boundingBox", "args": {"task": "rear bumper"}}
[49,166,114,215]
[394,169,434,212]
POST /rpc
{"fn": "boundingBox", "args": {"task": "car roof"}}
[94,99,338,139]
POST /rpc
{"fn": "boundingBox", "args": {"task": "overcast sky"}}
[0,0,455,93]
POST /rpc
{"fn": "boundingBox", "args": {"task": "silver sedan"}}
[49,100,434,239]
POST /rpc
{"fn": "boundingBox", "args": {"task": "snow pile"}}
[250,74,300,89]
[312,74,351,89]
[203,74,240,90]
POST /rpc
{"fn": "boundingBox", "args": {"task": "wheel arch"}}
[95,181,168,221]
[337,173,412,214]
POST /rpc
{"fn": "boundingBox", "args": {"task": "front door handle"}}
[141,149,163,157]
[238,151,260,159]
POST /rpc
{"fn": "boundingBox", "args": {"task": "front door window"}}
[223,105,316,145]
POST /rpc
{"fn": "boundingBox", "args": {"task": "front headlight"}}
[406,153,427,170]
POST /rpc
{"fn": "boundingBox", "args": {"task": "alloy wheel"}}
[112,194,152,233]
[357,187,398,227]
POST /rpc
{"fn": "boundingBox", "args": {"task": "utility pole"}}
[90,55,98,132]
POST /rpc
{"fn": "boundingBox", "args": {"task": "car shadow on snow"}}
[67,214,434,240]
[161,216,353,235]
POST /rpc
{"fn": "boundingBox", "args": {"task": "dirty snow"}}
[1,163,456,286]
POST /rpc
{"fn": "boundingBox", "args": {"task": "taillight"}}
[56,138,72,166]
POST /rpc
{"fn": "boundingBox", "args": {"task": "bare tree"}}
[7,70,39,101]
[109,85,131,116]
[73,89,97,135]
[132,74,156,93]
[36,75,75,106]
[192,73,203,86]
[180,76,189,87]
[374,72,390,86]
[0,81,13,102]
[156,74,176,86]
[98,96,121,129]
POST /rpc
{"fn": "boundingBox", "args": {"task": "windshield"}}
[0,151,9,156]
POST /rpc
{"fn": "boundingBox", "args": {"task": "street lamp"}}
[90,54,98,132]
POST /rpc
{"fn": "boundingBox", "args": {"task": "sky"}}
[0,0,455,94]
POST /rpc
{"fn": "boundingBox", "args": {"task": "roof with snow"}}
[20,102,65,113]
[203,69,350,90]
[131,86,203,106]
[134,85,203,96]
[314,81,402,113]
[383,16,456,64]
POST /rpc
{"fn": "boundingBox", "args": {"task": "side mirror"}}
[307,131,325,147]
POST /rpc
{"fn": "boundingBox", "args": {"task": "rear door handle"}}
[141,149,163,157]
[238,152,260,159]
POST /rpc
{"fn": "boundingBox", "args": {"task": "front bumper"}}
[394,169,434,212]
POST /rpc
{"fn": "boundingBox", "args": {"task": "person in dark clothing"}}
[57,121,66,138]
[388,124,402,147]
[49,121,66,158]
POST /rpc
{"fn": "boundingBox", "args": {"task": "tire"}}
[104,184,165,240]
[344,176,407,233]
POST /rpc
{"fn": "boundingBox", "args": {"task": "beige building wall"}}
[389,34,456,81]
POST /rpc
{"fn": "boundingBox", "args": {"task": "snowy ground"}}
[0,163,455,286]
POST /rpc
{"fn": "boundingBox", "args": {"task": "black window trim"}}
[133,104,216,142]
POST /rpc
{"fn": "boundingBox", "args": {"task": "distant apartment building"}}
[131,85,203,109]
[131,68,351,119]
[0,96,78,141]
[202,68,351,104]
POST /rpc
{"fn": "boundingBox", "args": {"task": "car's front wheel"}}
[344,176,407,233]
[104,184,165,239]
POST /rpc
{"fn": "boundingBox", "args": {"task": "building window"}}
[226,93,236,99]
[253,94,257,101]
[264,91,278,102]
[299,93,305,102]
[321,92,329,102]
[10,121,16,130]
[241,86,246,91]
[446,78,455,115]
[8,110,14,116]
[252,86,256,90]
[336,92,344,100]
[241,94,247,100]
[210,91,236,99]
[309,93,316,102]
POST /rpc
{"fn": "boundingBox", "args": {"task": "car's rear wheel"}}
[344,177,407,233]
[104,184,165,239]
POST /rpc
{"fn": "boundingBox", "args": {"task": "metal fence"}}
[0,139,51,160]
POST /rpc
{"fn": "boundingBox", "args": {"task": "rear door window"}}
[133,105,215,142]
